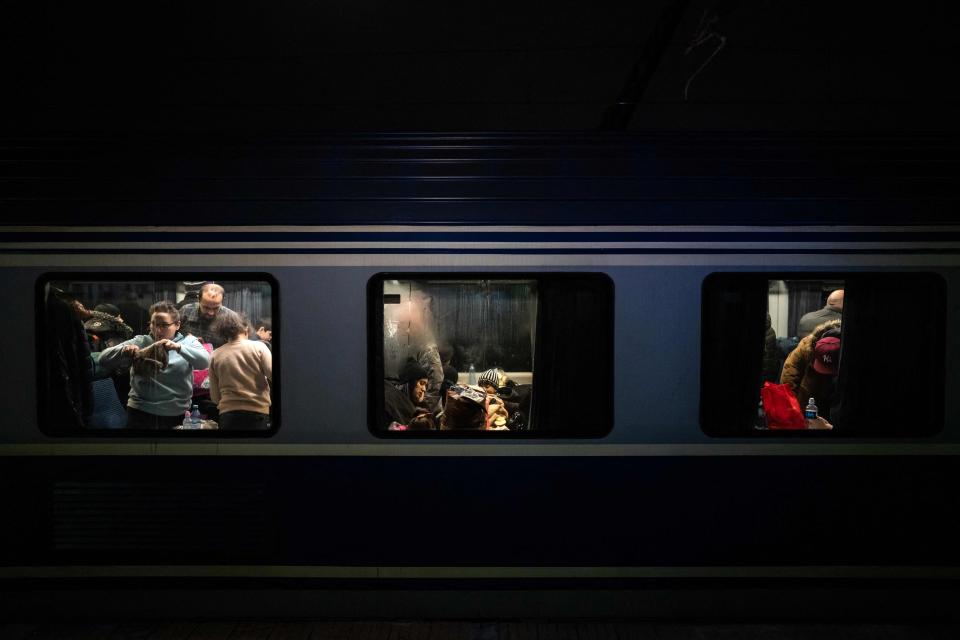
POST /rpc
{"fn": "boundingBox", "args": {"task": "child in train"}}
[208,312,273,430]
[477,368,526,429]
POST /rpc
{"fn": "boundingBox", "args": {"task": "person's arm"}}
[779,349,803,393]
[88,352,115,380]
[169,335,211,369]
[98,335,145,370]
[260,342,273,387]
[208,358,220,404]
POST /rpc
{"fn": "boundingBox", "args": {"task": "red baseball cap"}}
[813,336,841,374]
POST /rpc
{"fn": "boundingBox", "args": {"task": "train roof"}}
[1,133,958,226]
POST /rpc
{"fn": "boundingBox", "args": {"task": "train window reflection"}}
[39,275,277,434]
[760,279,844,431]
[380,278,537,432]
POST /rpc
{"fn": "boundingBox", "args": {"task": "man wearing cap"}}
[780,319,841,421]
[797,289,844,339]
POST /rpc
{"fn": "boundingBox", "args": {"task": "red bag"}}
[761,381,806,429]
[191,342,214,396]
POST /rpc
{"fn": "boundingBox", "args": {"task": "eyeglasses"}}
[151,320,177,328]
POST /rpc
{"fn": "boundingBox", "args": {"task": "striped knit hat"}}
[477,368,500,390]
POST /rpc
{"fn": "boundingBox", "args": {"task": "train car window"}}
[37,274,278,436]
[369,273,614,436]
[700,272,945,437]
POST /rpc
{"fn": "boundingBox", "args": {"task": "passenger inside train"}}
[41,278,275,432]
[381,278,535,431]
[760,279,844,430]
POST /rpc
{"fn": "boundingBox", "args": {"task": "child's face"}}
[482,383,497,395]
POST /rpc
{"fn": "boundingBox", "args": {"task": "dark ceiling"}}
[6,1,960,134]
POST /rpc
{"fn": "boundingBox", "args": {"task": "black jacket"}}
[46,293,93,429]
[383,381,418,428]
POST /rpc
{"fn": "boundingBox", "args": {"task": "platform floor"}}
[1,622,959,640]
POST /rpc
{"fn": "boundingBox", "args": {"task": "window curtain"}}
[223,282,270,328]
[700,275,768,435]
[836,274,944,435]
[429,282,537,372]
[787,281,825,337]
[531,276,613,435]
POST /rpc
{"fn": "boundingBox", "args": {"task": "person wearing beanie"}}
[383,358,432,429]
[477,368,500,395]
[474,367,523,429]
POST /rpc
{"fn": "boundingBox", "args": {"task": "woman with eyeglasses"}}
[99,300,211,429]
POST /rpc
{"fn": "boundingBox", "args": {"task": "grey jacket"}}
[797,306,842,339]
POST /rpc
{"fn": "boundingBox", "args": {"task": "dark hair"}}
[257,317,272,332]
[821,326,842,340]
[399,357,430,384]
[215,311,250,343]
[148,301,180,324]
[408,411,437,430]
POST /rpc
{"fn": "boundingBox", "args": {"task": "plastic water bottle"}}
[468,363,477,385]
[756,399,767,430]
[805,397,818,420]
[182,410,192,429]
[190,404,202,429]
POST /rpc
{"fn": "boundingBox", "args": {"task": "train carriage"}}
[1,134,958,620]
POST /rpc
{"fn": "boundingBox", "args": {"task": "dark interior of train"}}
[701,272,946,437]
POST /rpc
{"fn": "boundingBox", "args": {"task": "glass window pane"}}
[380,278,537,432]
[760,279,844,431]
[40,275,276,434]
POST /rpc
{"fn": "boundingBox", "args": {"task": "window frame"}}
[368,272,615,438]
[699,271,946,437]
[36,271,281,437]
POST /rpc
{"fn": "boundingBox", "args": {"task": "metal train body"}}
[1,135,958,620]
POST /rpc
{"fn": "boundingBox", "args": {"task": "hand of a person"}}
[121,345,140,356]
[806,416,834,430]
[155,339,181,352]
